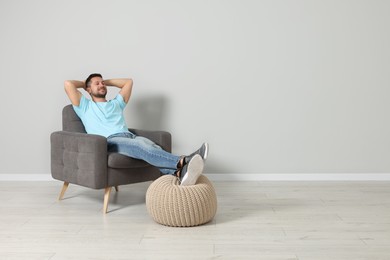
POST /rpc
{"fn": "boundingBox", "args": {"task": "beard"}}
[91,87,107,98]
[92,92,106,98]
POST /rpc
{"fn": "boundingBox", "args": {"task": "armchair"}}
[51,105,171,213]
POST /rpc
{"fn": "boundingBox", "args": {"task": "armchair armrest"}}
[129,128,172,153]
[51,131,108,189]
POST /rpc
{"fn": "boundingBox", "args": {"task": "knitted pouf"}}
[146,175,217,227]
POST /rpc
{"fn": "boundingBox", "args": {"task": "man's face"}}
[87,77,107,98]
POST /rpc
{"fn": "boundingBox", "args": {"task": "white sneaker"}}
[180,154,204,186]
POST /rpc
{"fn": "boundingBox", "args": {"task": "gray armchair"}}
[51,105,171,213]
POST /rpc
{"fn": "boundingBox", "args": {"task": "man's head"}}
[85,73,107,100]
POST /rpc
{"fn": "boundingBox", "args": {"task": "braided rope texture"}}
[146,175,217,227]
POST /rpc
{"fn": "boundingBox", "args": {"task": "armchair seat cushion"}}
[108,152,150,169]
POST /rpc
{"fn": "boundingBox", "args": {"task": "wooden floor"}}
[1,179,390,260]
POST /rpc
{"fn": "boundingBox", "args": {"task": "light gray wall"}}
[0,0,389,175]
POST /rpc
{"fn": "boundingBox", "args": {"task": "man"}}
[64,73,208,186]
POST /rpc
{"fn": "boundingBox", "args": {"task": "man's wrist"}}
[104,79,123,88]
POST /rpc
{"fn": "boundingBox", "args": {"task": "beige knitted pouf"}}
[146,175,217,227]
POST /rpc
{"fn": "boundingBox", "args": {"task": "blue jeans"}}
[107,132,180,175]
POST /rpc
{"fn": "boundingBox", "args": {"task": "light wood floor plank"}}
[1,180,390,259]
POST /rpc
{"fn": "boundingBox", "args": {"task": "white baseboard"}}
[205,173,390,181]
[1,173,390,181]
[0,174,54,181]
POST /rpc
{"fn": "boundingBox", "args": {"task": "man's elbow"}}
[64,80,73,89]
[64,80,79,92]
[64,81,70,91]
[125,78,133,88]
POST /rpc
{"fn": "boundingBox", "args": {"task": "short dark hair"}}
[85,73,103,89]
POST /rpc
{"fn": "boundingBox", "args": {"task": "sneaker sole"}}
[181,154,204,186]
[203,143,209,161]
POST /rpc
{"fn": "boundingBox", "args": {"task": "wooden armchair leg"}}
[58,182,69,201]
[103,187,112,214]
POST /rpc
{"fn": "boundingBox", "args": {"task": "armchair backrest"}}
[62,105,87,133]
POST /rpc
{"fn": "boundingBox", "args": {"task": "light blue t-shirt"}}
[73,94,129,138]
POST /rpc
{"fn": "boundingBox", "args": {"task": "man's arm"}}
[104,78,133,103]
[64,80,84,106]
